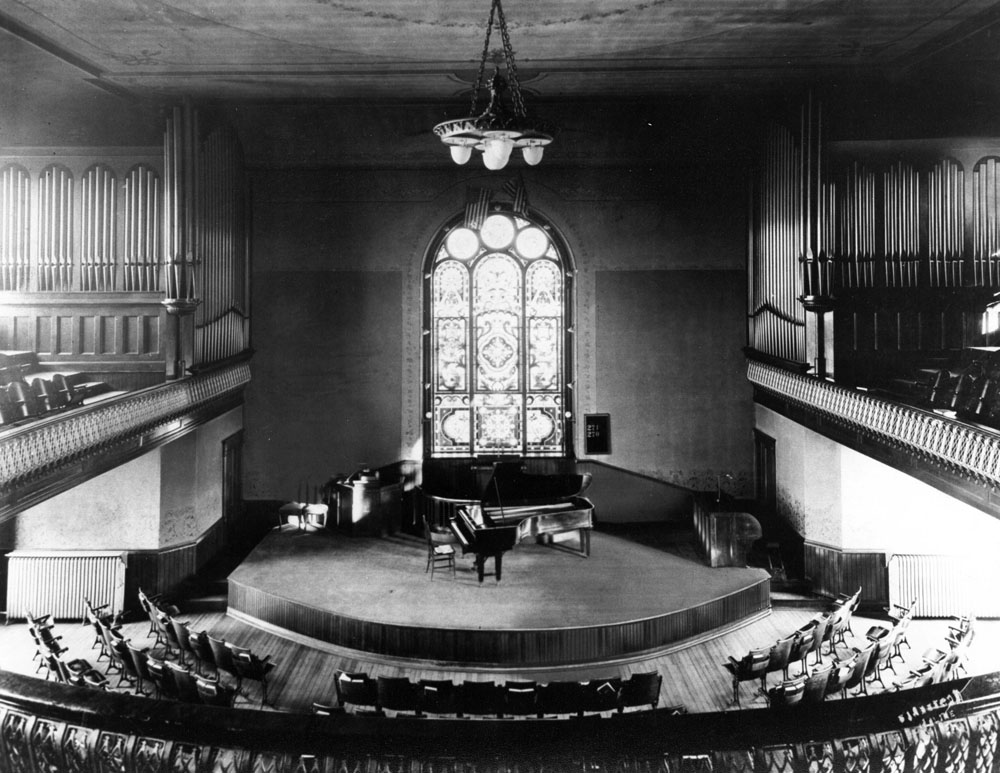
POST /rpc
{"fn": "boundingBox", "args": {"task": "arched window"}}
[425,207,573,458]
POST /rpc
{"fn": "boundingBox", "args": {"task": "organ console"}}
[439,461,595,583]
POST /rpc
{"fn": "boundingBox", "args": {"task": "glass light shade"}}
[522,145,544,166]
[483,137,513,170]
[450,145,473,165]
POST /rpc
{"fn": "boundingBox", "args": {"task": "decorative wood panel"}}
[228,576,771,666]
[803,540,888,606]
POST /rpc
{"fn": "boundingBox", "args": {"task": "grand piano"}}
[444,461,594,583]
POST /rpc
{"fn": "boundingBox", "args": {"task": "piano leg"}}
[494,553,502,582]
[475,555,486,584]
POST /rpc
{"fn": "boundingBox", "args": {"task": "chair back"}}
[765,635,795,676]
[825,656,856,697]
[844,644,876,693]
[188,628,216,668]
[580,678,621,714]
[459,680,503,717]
[619,671,661,711]
[207,635,238,677]
[196,676,236,707]
[768,676,807,708]
[503,680,539,716]
[166,660,200,703]
[126,643,152,681]
[537,681,583,717]
[802,665,832,704]
[377,676,420,714]
[418,679,459,715]
[336,672,378,710]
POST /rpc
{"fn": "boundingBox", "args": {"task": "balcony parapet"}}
[0,361,250,493]
[747,359,1000,487]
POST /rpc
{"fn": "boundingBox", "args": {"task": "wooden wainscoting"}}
[125,519,227,606]
[804,540,888,608]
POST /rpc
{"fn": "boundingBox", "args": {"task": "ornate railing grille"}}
[747,359,1000,485]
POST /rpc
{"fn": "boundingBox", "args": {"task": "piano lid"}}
[481,461,593,507]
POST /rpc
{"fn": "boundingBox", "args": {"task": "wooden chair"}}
[336,671,381,714]
[762,635,796,687]
[196,675,237,707]
[169,618,197,666]
[536,680,583,718]
[825,655,857,699]
[146,655,177,700]
[619,671,662,712]
[787,630,814,677]
[766,675,807,708]
[187,628,216,676]
[579,678,621,715]
[722,646,770,706]
[418,679,461,716]
[166,660,201,703]
[229,643,277,706]
[377,676,421,716]
[842,643,876,697]
[424,517,456,578]
[126,642,154,697]
[801,664,832,705]
[206,635,241,692]
[503,680,539,716]
[459,680,503,718]
[109,637,138,689]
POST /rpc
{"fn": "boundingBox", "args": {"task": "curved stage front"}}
[227,527,771,666]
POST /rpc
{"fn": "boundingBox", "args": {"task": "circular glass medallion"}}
[446,227,479,260]
[481,215,515,249]
[515,226,549,259]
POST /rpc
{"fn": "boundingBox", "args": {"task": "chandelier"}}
[433,0,554,170]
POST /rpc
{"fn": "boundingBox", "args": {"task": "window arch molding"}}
[422,204,576,459]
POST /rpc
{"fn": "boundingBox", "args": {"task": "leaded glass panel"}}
[428,210,568,457]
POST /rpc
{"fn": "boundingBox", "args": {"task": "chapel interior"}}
[3,1,1000,769]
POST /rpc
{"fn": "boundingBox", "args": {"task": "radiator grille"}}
[888,554,1000,618]
[5,551,126,621]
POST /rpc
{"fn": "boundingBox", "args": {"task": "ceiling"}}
[4,0,1000,103]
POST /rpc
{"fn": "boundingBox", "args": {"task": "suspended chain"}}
[495,0,527,116]
[470,0,498,115]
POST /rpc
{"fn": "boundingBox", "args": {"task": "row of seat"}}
[892,613,975,690]
[723,587,864,706]
[317,670,680,718]
[29,612,110,690]
[82,597,239,707]
[136,588,277,705]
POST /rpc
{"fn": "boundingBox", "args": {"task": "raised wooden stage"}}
[227,527,771,666]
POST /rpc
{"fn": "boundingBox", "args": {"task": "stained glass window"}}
[428,210,568,457]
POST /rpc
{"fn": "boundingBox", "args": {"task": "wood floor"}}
[2,604,997,715]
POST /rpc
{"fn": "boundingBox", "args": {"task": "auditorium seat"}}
[170,618,196,666]
[579,678,622,715]
[536,680,583,717]
[801,664,832,704]
[503,680,539,716]
[618,671,662,712]
[377,676,421,716]
[126,642,154,697]
[229,643,277,707]
[146,655,178,700]
[762,635,796,687]
[418,679,461,716]
[825,655,856,699]
[766,675,806,708]
[842,643,877,697]
[187,628,216,676]
[206,635,241,692]
[166,660,201,703]
[460,680,503,717]
[336,672,381,715]
[723,646,770,706]
[196,675,237,707]
[786,630,813,677]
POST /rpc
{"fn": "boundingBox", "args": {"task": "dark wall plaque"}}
[584,413,611,455]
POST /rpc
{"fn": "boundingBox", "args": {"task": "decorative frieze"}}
[0,362,250,491]
[748,359,1000,487]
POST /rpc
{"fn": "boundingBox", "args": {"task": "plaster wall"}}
[243,160,754,501]
[5,453,162,550]
[1,409,242,551]
[756,403,1000,557]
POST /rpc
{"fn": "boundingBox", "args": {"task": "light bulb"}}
[522,145,544,166]
[450,145,473,165]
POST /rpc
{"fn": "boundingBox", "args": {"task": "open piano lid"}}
[481,461,593,507]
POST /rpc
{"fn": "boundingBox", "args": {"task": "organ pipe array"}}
[0,102,249,373]
[194,125,249,366]
[749,120,808,363]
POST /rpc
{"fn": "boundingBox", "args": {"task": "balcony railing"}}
[747,359,1000,487]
